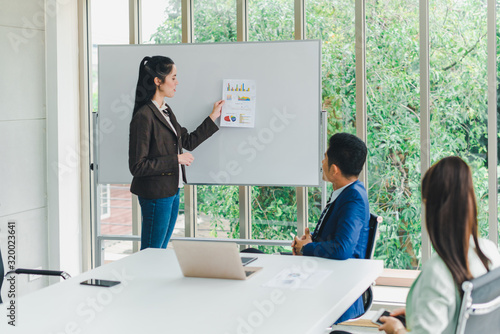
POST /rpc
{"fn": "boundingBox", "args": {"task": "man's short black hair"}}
[327,133,367,178]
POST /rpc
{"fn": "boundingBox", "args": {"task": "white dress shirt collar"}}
[328,181,355,204]
[151,99,167,111]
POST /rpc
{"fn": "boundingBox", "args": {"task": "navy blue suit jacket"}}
[302,179,370,323]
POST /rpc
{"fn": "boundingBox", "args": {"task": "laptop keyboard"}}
[245,270,256,277]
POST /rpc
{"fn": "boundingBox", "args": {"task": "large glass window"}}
[91,0,132,259]
[250,186,297,253]
[247,0,295,252]
[306,0,356,233]
[197,185,239,238]
[248,0,294,41]
[103,240,133,264]
[498,2,500,244]
[366,1,421,269]
[141,0,182,44]
[194,0,237,43]
[191,0,239,239]
[141,0,186,238]
[88,0,499,267]
[429,0,489,237]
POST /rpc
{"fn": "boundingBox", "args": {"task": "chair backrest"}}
[455,266,500,334]
[365,213,382,260]
[356,214,382,319]
[0,246,3,304]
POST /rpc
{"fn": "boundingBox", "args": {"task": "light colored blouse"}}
[405,238,500,333]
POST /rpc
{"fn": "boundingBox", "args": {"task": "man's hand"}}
[292,228,312,255]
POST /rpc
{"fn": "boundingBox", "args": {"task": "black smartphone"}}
[372,309,406,327]
[80,279,121,288]
[241,257,257,266]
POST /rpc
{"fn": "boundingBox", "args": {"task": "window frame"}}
[85,0,498,272]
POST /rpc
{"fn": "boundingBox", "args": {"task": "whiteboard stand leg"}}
[239,186,251,251]
[296,186,308,237]
[321,110,328,208]
[184,185,197,238]
[92,112,102,268]
[132,194,141,253]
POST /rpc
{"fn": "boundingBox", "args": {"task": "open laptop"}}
[172,240,262,280]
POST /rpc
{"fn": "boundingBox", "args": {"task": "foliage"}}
[149,0,496,269]
[197,185,239,237]
[149,1,182,44]
[193,0,237,43]
[248,0,294,41]
[365,0,491,269]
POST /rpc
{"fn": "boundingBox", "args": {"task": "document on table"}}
[263,268,333,289]
[220,79,256,128]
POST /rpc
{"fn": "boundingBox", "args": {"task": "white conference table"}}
[1,249,383,334]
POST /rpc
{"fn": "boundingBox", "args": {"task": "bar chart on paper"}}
[226,82,252,92]
[221,79,256,128]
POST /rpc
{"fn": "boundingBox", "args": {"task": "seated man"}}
[292,132,370,324]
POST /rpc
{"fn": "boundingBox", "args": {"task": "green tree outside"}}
[148,0,496,269]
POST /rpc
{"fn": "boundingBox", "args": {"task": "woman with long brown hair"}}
[129,56,224,250]
[379,156,500,334]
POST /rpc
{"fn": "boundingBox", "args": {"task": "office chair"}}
[240,247,264,254]
[0,246,71,304]
[455,266,500,334]
[0,247,3,304]
[329,213,382,334]
[359,213,382,316]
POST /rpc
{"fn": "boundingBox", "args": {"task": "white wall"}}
[0,0,82,297]
[0,0,50,296]
[45,0,82,280]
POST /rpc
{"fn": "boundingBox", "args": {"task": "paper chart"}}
[220,79,256,128]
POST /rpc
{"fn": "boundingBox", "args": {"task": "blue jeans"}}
[138,189,180,250]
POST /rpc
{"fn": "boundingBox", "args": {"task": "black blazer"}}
[129,101,219,199]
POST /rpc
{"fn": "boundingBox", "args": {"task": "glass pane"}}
[197,185,239,238]
[184,0,239,239]
[100,184,133,235]
[429,0,489,238]
[306,1,355,236]
[174,188,186,237]
[248,0,294,41]
[99,185,185,237]
[246,1,296,252]
[250,186,297,253]
[91,0,132,238]
[91,0,129,44]
[366,1,421,269]
[498,2,500,247]
[194,0,237,43]
[306,0,356,137]
[141,0,182,44]
[91,0,129,113]
[103,240,133,264]
[308,187,322,233]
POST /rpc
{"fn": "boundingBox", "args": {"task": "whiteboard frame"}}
[96,40,322,187]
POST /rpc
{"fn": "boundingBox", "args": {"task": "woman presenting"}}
[129,55,224,250]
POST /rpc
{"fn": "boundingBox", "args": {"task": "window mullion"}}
[419,0,431,264]
[487,0,498,245]
[355,0,367,186]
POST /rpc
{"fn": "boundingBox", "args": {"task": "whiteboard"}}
[97,40,322,186]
